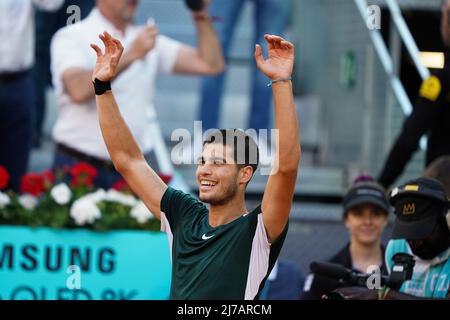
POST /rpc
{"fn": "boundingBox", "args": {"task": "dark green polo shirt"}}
[160,187,288,300]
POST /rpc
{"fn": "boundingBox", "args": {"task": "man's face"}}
[407,218,450,260]
[101,0,139,23]
[195,143,241,206]
[345,204,388,246]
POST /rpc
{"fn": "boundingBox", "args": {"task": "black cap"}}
[343,181,390,213]
[389,177,449,240]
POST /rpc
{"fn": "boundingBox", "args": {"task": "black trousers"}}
[0,73,34,191]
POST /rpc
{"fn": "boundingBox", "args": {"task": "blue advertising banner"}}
[0,226,171,300]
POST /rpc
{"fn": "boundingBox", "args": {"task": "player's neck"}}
[208,196,247,228]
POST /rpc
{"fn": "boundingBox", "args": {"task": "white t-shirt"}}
[0,0,64,72]
[51,8,181,160]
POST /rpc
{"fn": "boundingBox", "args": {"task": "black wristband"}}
[93,78,111,95]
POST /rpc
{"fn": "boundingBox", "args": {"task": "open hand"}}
[255,34,295,80]
[90,31,124,82]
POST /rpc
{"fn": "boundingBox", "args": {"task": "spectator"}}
[0,0,64,191]
[50,0,224,189]
[199,0,292,134]
[384,176,450,299]
[32,0,95,147]
[303,180,390,299]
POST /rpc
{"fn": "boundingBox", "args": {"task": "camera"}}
[387,253,415,290]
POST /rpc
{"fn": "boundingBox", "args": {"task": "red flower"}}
[112,178,130,192]
[0,165,9,190]
[70,176,94,188]
[71,162,98,179]
[71,176,94,188]
[158,173,173,185]
[20,173,45,196]
[42,170,55,191]
[70,163,97,188]
[42,170,55,184]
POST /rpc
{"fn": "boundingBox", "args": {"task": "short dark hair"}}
[202,129,259,174]
[424,156,450,196]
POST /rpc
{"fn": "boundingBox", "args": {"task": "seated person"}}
[302,180,390,299]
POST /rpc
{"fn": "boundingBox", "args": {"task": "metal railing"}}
[354,0,429,148]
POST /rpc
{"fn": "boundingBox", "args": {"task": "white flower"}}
[85,189,106,203]
[0,192,11,209]
[19,194,38,210]
[50,183,72,205]
[69,190,105,226]
[105,189,136,207]
[70,198,101,226]
[130,201,154,224]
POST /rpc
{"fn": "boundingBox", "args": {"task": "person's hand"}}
[255,34,295,81]
[128,24,158,61]
[90,31,124,82]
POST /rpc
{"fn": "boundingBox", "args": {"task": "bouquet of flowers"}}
[0,163,162,232]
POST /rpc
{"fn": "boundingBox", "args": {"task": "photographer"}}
[327,176,450,300]
[383,177,450,299]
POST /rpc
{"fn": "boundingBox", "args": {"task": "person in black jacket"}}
[378,1,450,189]
[302,180,390,300]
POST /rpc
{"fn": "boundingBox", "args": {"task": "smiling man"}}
[91,31,300,300]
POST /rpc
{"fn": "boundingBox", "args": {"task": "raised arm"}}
[172,0,225,75]
[255,35,301,243]
[91,31,167,220]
